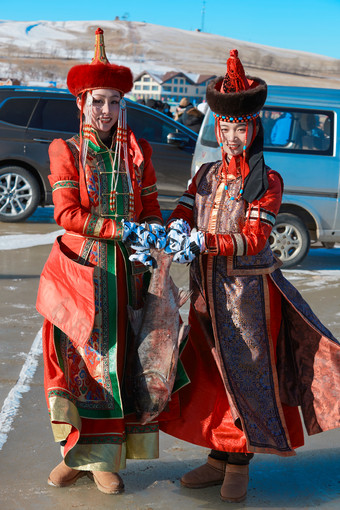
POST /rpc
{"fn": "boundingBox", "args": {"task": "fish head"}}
[134,371,170,425]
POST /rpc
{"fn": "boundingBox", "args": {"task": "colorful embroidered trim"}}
[68,136,96,165]
[93,217,104,237]
[249,207,276,227]
[204,232,219,255]
[77,434,126,445]
[213,111,260,123]
[141,183,157,196]
[52,180,79,192]
[48,389,77,405]
[113,221,124,240]
[230,233,248,256]
[83,214,99,236]
[125,423,159,434]
[178,192,195,210]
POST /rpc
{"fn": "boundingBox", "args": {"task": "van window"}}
[29,98,79,133]
[201,107,334,155]
[0,97,37,127]
[200,109,218,148]
[260,108,333,155]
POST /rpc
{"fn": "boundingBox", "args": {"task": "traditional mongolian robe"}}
[36,127,163,472]
[160,161,340,457]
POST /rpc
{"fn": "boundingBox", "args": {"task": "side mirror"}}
[167,131,190,147]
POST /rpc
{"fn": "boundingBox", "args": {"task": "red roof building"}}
[131,70,216,105]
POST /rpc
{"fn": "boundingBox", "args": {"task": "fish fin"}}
[177,288,192,308]
[170,276,192,308]
[178,323,190,346]
[127,305,143,335]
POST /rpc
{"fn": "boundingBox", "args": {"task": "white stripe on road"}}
[0,328,43,450]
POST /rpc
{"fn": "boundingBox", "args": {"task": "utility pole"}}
[201,1,206,32]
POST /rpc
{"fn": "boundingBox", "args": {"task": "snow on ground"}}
[0,229,63,250]
[0,328,42,451]
[0,230,340,282]
[286,269,340,287]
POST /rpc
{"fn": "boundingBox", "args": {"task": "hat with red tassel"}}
[206,49,267,121]
[206,50,270,204]
[67,28,133,96]
[66,28,135,215]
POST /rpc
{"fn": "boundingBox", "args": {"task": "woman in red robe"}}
[36,29,164,494]
[157,50,340,503]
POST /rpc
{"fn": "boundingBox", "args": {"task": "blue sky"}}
[1,0,340,59]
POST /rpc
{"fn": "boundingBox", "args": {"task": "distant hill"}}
[0,19,339,89]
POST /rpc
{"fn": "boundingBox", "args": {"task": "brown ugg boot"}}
[48,460,87,487]
[180,456,227,489]
[220,464,249,502]
[88,471,125,494]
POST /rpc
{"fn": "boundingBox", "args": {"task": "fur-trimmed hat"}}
[67,28,133,97]
[206,49,267,121]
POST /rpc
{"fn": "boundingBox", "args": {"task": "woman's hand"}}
[165,228,205,264]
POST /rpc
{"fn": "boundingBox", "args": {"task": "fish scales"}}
[128,248,190,425]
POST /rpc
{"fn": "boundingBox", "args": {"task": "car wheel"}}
[0,166,40,222]
[269,213,310,268]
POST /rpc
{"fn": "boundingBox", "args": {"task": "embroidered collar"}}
[82,125,115,152]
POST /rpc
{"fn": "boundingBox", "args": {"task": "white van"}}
[191,86,340,267]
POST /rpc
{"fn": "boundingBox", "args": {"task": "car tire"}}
[269,213,310,268]
[0,166,40,222]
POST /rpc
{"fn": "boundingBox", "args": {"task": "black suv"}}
[0,86,197,222]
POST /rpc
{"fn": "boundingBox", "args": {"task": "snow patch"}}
[0,229,64,250]
[0,329,43,450]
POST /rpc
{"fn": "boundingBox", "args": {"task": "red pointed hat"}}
[206,49,267,120]
[67,28,133,96]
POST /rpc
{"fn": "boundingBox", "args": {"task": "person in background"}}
[174,97,204,133]
[178,104,204,133]
[174,97,192,120]
[146,97,158,110]
[154,50,339,503]
[160,101,173,118]
[146,98,173,118]
[270,111,292,145]
[36,28,166,495]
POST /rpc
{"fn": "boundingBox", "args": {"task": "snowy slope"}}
[0,19,339,86]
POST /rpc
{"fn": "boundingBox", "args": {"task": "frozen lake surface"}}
[0,218,339,509]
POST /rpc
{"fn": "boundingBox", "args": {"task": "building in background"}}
[131,71,216,105]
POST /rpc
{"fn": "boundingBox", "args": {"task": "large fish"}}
[128,248,190,425]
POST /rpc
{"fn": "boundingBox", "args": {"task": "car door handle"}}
[33,138,54,143]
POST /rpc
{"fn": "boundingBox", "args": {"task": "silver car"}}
[191,86,340,267]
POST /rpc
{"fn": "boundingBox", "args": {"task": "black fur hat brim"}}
[206,76,267,117]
